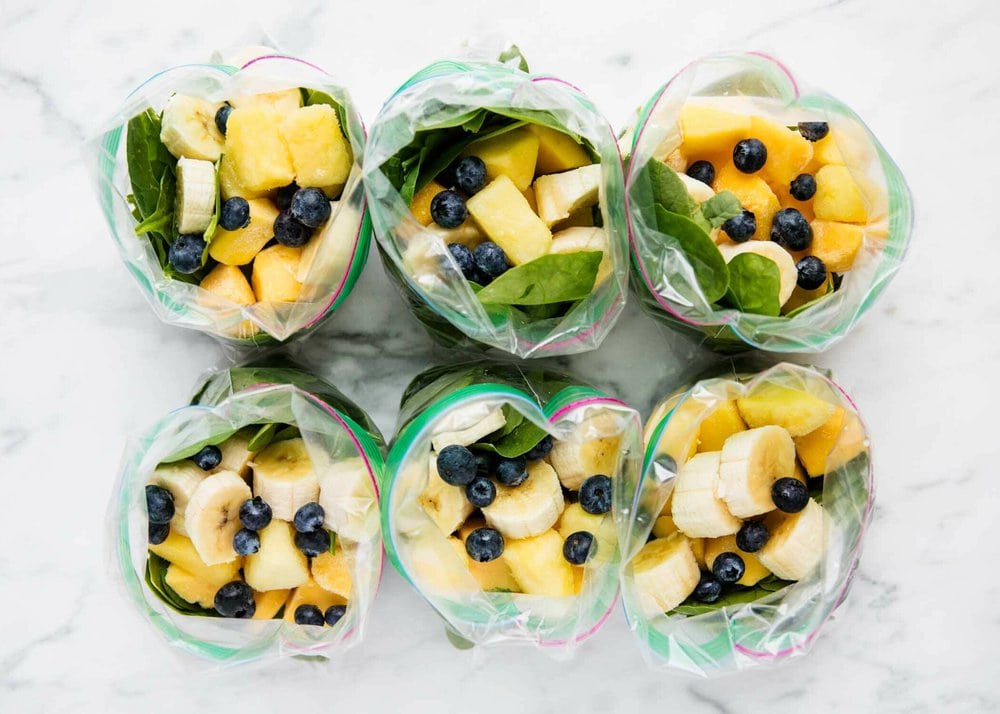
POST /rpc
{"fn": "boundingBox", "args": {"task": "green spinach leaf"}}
[653,207,729,303]
[723,252,782,317]
[476,252,602,306]
[668,577,794,616]
[699,190,743,228]
[473,420,548,458]
[643,159,698,217]
[247,423,278,452]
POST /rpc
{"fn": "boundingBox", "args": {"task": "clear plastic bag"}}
[620,362,872,675]
[624,52,913,352]
[363,50,629,357]
[92,51,372,347]
[109,360,385,664]
[382,362,641,654]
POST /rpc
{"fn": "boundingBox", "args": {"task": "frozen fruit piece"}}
[789,173,817,201]
[311,550,352,599]
[219,197,251,231]
[796,256,827,290]
[411,180,446,225]
[245,520,310,591]
[737,383,836,436]
[686,160,716,185]
[771,208,813,251]
[814,165,868,223]
[209,198,281,266]
[252,588,289,619]
[164,564,217,608]
[771,477,809,513]
[463,127,539,192]
[529,124,590,175]
[697,400,746,453]
[225,106,296,192]
[283,578,346,624]
[290,187,331,228]
[453,156,487,195]
[533,164,601,227]
[148,531,242,587]
[199,264,255,306]
[794,407,867,477]
[750,116,813,186]
[168,235,205,274]
[733,138,767,174]
[680,104,752,156]
[810,220,864,272]
[229,89,302,114]
[280,104,352,189]
[705,534,771,586]
[214,581,256,618]
[713,163,781,240]
[219,155,269,200]
[466,175,552,265]
[501,530,575,596]
[251,244,304,303]
[430,190,468,228]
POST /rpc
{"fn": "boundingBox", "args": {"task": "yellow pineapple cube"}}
[811,132,844,166]
[252,588,290,619]
[148,531,241,587]
[245,521,309,591]
[252,244,304,303]
[705,535,771,586]
[228,88,303,114]
[219,155,269,200]
[164,565,218,608]
[281,104,352,189]
[814,165,868,223]
[283,578,347,624]
[737,383,836,437]
[680,104,752,155]
[521,185,538,213]
[528,124,590,175]
[199,264,255,305]
[501,530,575,596]
[750,116,813,187]
[466,175,552,264]
[225,106,295,192]
[311,550,352,599]
[810,220,864,272]
[652,514,678,539]
[713,163,781,239]
[697,400,747,452]
[208,198,280,266]
[463,127,539,191]
[411,180,445,225]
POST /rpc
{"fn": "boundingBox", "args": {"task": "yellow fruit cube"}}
[311,550,353,599]
[500,530,575,596]
[245,521,310,591]
[697,400,747,453]
[811,132,844,166]
[283,578,347,624]
[781,277,831,315]
[280,104,352,189]
[810,220,864,272]
[690,537,706,568]
[225,106,296,192]
[680,104,752,156]
[466,175,552,265]
[713,163,781,239]
[228,88,303,114]
[251,244,304,303]
[749,116,813,187]
[528,124,590,175]
[219,155,269,200]
[652,515,677,539]
[148,532,241,587]
[794,407,867,477]
[253,588,290,619]
[705,535,771,586]
[463,127,539,191]
[208,198,280,266]
[199,264,255,305]
[164,565,218,608]
[737,383,837,437]
[521,185,538,213]
[772,181,815,222]
[814,165,868,223]
[411,180,445,225]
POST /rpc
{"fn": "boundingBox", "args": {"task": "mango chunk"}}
[148,532,241,588]
[225,106,295,192]
[705,534,772,586]
[652,515,678,539]
[528,124,590,175]
[464,127,539,191]
[810,220,864,272]
[811,132,844,166]
[200,264,254,305]
[713,163,781,239]
[466,175,552,264]
[281,104,352,189]
[164,565,218,608]
[253,588,290,619]
[782,277,831,315]
[697,400,747,453]
[311,550,353,600]
[680,104,752,156]
[283,578,347,624]
[794,407,867,476]
[814,165,868,223]
[209,198,280,266]
[750,116,813,187]
[737,383,836,437]
[251,244,304,303]
[411,180,445,226]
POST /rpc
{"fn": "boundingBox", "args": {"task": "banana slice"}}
[183,470,251,565]
[250,438,318,521]
[549,227,612,286]
[758,498,827,580]
[430,406,506,451]
[159,94,225,161]
[483,460,564,539]
[501,529,575,596]
[718,425,795,518]
[631,532,700,616]
[533,164,602,226]
[718,240,797,306]
[214,429,256,478]
[175,157,217,234]
[318,456,374,544]
[419,454,474,535]
[148,461,207,537]
[671,451,742,538]
[679,173,715,203]
[548,412,622,491]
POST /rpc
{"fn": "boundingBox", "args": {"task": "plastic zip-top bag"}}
[624,52,913,352]
[363,46,629,357]
[381,361,641,655]
[93,49,372,347]
[110,360,385,664]
[619,362,872,675]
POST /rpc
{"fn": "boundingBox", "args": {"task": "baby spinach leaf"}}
[476,252,602,306]
[653,207,729,304]
[247,422,278,452]
[668,578,793,616]
[723,252,782,317]
[473,420,548,458]
[498,404,525,437]
[160,426,241,463]
[126,108,176,219]
[498,44,530,72]
[272,425,301,443]
[699,190,743,228]
[644,159,697,216]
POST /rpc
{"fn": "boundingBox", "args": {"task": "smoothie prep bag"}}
[110,362,384,663]
[624,52,913,352]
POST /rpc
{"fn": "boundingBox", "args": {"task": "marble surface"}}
[2,0,997,711]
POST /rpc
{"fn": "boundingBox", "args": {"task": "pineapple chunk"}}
[737,384,837,437]
[501,530,575,596]
[652,514,677,539]
[219,155,270,200]
[814,165,868,223]
[283,578,347,624]
[209,198,280,266]
[245,520,310,591]
[148,531,241,587]
[228,88,303,114]
[311,550,352,599]
[253,588,290,619]
[411,180,445,225]
[697,400,747,453]
[557,502,616,563]
[713,163,781,239]
[549,227,611,286]
[164,565,218,608]
[252,244,304,303]
[466,175,552,265]
[226,106,296,192]
[533,164,601,226]
[521,185,538,213]
[705,534,771,586]
[811,132,844,166]
[454,525,521,592]
[680,104,752,155]
[749,116,813,187]
[200,264,255,305]
[528,124,590,174]
[463,127,539,191]
[771,181,815,222]
[810,220,864,272]
[281,104,352,189]
[794,407,867,477]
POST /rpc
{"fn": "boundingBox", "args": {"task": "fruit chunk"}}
[281,104,352,189]
[215,429,257,477]
[810,220,864,272]
[245,520,310,591]
[528,124,590,174]
[466,175,552,265]
[749,116,813,186]
[219,155,270,200]
[813,164,868,223]
[164,565,218,608]
[533,164,601,227]
[758,499,826,580]
[225,106,295,192]
[411,181,445,225]
[251,244,304,303]
[208,198,281,266]
[253,588,290,619]
[672,451,741,538]
[712,163,781,240]
[175,157,217,234]
[148,531,241,587]
[631,532,700,616]
[811,131,845,166]
[159,95,225,162]
[794,407,867,477]
[557,502,616,564]
[482,460,564,539]
[311,550,352,599]
[652,514,677,539]
[228,89,303,114]
[547,412,622,490]
[317,457,374,544]
[251,438,318,521]
[782,277,831,314]
[500,530,575,596]
[737,384,837,437]
[704,534,771,586]
[200,264,255,306]
[430,407,506,451]
[184,470,252,565]
[718,425,796,518]
[420,455,474,535]
[148,462,207,537]
[549,227,611,286]
[456,522,521,591]
[697,400,747,453]
[283,578,347,624]
[463,127,539,192]
[680,104,752,156]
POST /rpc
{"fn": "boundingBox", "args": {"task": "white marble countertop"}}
[2,0,997,711]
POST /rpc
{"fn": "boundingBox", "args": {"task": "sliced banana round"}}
[176,157,217,234]
[758,498,827,580]
[318,456,375,544]
[419,453,473,535]
[214,429,257,477]
[630,532,700,616]
[148,461,207,537]
[250,438,318,522]
[671,451,742,538]
[718,425,795,518]
[483,460,564,539]
[159,94,225,162]
[718,240,798,306]
[548,412,622,491]
[184,470,251,565]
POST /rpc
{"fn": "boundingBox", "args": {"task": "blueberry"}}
[239,496,272,531]
[219,197,251,231]
[473,241,510,279]
[579,475,612,515]
[145,485,174,525]
[465,527,504,562]
[796,256,827,290]
[712,552,745,584]
[686,160,716,185]
[465,476,496,507]
[733,138,767,173]
[293,502,326,533]
[273,210,311,247]
[436,445,478,486]
[721,210,756,242]
[290,187,332,228]
[294,604,325,626]
[562,531,595,565]
[495,456,528,486]
[447,242,475,279]
[275,182,300,211]
[214,581,256,618]
[233,528,260,555]
[214,104,233,136]
[797,121,830,142]
[771,477,809,513]
[474,450,497,477]
[789,173,817,201]
[324,604,347,626]
[453,156,487,195]
[430,190,468,228]
[192,444,222,471]
[148,521,170,545]
[693,571,722,603]
[770,208,812,251]
[736,521,769,553]
[469,267,492,286]
[525,435,554,461]
[295,528,331,557]
[168,234,206,274]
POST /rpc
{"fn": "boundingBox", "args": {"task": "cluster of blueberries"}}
[145,444,226,545]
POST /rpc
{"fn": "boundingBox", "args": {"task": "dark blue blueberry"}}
[294,604,325,626]
[796,256,827,290]
[233,528,260,555]
[273,210,311,247]
[712,552,745,584]
[430,190,468,228]
[721,209,756,242]
[436,445,478,486]
[770,208,812,251]
[686,160,716,185]
[474,450,497,477]
[295,528,331,557]
[465,476,496,508]
[495,456,528,487]
[736,521,769,553]
[468,267,492,286]
[447,242,475,279]
[293,502,325,533]
[214,104,233,136]
[789,173,817,201]
[771,477,809,513]
[465,527,504,562]
[214,581,256,618]
[525,435,554,461]
[219,197,251,231]
[239,496,272,531]
[579,475,612,515]
[275,182,300,211]
[290,187,332,228]
[562,531,595,565]
[473,241,510,279]
[797,121,830,142]
[733,138,767,174]
[148,521,169,545]
[693,570,722,603]
[192,444,222,471]
[453,156,487,195]
[324,604,347,626]
[168,234,206,274]
[145,485,174,524]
